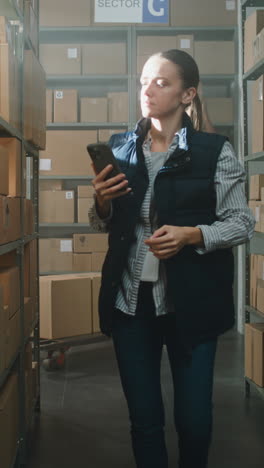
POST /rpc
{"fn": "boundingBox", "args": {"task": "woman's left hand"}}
[144,225,204,259]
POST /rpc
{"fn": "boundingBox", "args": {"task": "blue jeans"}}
[112,283,218,468]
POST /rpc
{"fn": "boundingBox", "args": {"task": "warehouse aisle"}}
[27,331,264,468]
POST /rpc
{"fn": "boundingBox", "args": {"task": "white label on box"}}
[180,39,191,49]
[40,159,52,171]
[255,206,260,222]
[55,90,64,99]
[66,191,73,200]
[60,240,73,253]
[225,1,235,10]
[68,48,78,59]
[259,77,263,101]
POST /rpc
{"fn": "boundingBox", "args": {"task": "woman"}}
[89,50,254,468]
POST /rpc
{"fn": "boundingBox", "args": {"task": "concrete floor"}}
[27,330,264,468]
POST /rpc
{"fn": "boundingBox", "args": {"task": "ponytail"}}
[188,94,203,132]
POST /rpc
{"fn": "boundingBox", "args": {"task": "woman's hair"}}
[155,49,203,131]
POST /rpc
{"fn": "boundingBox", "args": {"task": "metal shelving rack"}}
[238,0,264,399]
[0,1,41,467]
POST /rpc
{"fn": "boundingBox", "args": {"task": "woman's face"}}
[140,55,188,120]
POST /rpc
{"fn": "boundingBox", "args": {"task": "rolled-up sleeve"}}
[88,195,112,233]
[196,141,255,254]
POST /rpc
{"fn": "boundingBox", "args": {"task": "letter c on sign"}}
[148,0,164,16]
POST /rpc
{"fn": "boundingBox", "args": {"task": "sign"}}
[94,0,169,24]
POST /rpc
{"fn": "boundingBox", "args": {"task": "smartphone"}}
[87,143,122,179]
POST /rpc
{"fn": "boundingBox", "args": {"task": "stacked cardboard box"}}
[245,323,264,387]
[244,10,264,74]
[39,238,73,273]
[40,44,82,75]
[39,130,97,177]
[77,185,94,223]
[24,49,46,149]
[137,35,194,74]
[39,272,102,338]
[248,174,264,233]
[39,190,75,223]
[53,89,78,123]
[39,0,91,27]
[98,129,122,142]
[0,19,20,129]
[250,254,264,309]
[73,233,108,272]
[204,98,234,125]
[170,0,236,27]
[0,373,19,468]
[252,75,264,154]
[80,97,108,123]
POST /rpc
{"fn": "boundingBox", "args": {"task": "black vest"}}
[99,116,235,345]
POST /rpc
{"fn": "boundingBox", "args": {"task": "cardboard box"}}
[0,197,21,245]
[92,274,101,333]
[250,254,264,308]
[0,43,20,128]
[73,253,92,272]
[5,308,20,368]
[77,185,94,198]
[98,128,122,142]
[40,275,92,339]
[78,198,94,223]
[39,190,75,223]
[248,200,264,232]
[194,41,235,75]
[245,322,264,387]
[24,297,34,338]
[0,138,24,197]
[244,10,264,73]
[82,43,127,75]
[0,374,19,468]
[136,35,193,74]
[40,0,91,27]
[0,267,20,319]
[0,144,9,195]
[253,27,264,66]
[40,44,81,75]
[250,174,264,200]
[91,252,106,272]
[108,92,129,123]
[39,130,97,176]
[54,89,78,123]
[73,233,108,253]
[24,199,34,236]
[39,180,63,191]
[24,239,38,300]
[205,98,233,124]
[252,75,264,154]
[24,50,46,149]
[170,0,236,27]
[46,89,53,123]
[80,97,108,123]
[257,278,264,314]
[39,238,73,273]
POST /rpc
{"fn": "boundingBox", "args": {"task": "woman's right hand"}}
[92,163,132,218]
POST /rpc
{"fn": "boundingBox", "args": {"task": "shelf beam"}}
[242,0,264,7]
[245,377,264,400]
[245,151,264,162]
[0,240,21,256]
[243,58,264,81]
[245,305,264,320]
[46,122,128,130]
